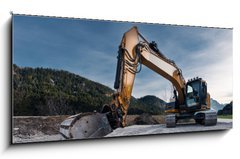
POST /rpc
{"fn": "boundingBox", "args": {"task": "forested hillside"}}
[13,64,114,115]
[13,65,166,116]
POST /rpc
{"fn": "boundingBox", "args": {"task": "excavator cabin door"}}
[186,78,207,111]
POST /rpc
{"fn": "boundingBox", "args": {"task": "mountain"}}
[14,65,227,116]
[218,101,232,115]
[128,95,166,115]
[210,98,225,111]
[13,64,114,116]
[13,65,166,116]
[138,95,166,114]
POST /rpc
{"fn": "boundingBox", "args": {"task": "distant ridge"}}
[13,65,165,116]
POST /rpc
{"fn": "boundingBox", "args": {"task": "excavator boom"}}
[60,26,216,139]
[108,27,186,127]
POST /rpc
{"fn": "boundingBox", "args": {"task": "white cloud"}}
[184,30,232,104]
[68,25,232,105]
[132,29,232,104]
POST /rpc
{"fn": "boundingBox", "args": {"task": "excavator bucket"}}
[60,112,112,140]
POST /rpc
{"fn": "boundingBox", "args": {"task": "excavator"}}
[60,26,217,139]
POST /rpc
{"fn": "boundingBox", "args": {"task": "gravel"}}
[105,119,232,137]
[12,118,232,143]
[13,132,62,144]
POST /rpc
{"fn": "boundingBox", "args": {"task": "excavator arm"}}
[103,27,186,128]
[60,26,216,139]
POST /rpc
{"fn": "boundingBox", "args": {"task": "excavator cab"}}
[165,78,215,128]
[186,77,207,111]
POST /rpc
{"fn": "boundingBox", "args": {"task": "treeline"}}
[129,95,166,115]
[13,65,166,116]
[218,101,233,115]
[13,64,113,115]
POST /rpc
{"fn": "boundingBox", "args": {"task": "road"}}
[105,119,232,137]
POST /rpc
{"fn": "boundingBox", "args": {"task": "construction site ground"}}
[12,115,232,144]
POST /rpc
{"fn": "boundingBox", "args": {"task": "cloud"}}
[183,30,232,104]
[131,27,232,104]
[13,15,232,104]
[71,49,117,87]
[131,66,174,102]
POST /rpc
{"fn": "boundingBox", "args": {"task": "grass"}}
[218,115,232,119]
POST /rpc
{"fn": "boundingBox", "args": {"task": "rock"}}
[134,113,159,125]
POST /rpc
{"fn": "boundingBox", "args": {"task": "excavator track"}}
[60,112,112,140]
[165,110,217,128]
[204,111,217,126]
[194,111,217,126]
[165,114,176,128]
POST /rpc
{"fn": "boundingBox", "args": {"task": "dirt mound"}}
[13,116,69,136]
[134,113,159,125]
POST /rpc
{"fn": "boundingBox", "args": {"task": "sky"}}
[13,15,233,104]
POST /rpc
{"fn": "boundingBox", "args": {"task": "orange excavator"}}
[60,27,217,139]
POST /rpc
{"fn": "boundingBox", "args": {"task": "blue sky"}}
[13,15,233,103]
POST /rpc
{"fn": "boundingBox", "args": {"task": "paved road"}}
[106,119,232,137]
